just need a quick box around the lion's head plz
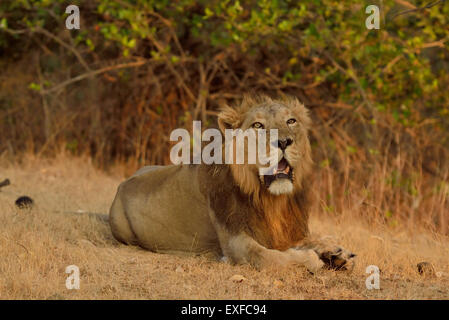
[218,94,313,198]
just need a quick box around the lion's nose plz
[277,138,293,151]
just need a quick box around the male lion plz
[109,95,355,272]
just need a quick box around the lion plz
[109,94,355,272]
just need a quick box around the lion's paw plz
[317,246,356,271]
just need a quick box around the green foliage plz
[1,0,449,154]
[3,0,448,128]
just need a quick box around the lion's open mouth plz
[263,158,293,187]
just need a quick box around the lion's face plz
[218,95,312,197]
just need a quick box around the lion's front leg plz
[221,233,324,273]
[295,236,356,271]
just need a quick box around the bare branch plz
[41,60,148,95]
[3,27,91,71]
[394,0,417,10]
[390,0,446,20]
[34,26,91,72]
[321,51,374,110]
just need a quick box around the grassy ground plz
[0,155,448,299]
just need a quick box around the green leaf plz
[0,18,7,29]
[28,82,41,91]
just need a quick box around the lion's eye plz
[252,122,264,129]
[287,118,297,125]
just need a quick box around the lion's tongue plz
[276,159,288,172]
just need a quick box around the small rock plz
[273,279,284,288]
[417,262,435,276]
[175,266,185,273]
[15,196,34,209]
[229,274,247,283]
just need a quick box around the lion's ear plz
[284,96,311,129]
[218,105,241,133]
[295,102,311,129]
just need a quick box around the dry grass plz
[0,154,448,300]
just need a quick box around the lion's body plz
[110,163,311,255]
[109,164,220,255]
[109,95,355,272]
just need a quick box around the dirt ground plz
[0,155,448,299]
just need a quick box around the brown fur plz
[248,190,311,251]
